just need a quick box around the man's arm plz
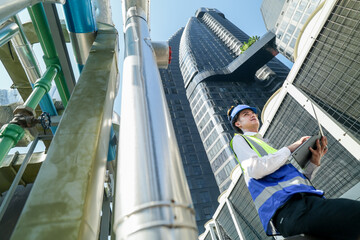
[233,136,291,179]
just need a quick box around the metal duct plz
[114,3,197,239]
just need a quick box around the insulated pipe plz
[0,0,65,24]
[0,21,19,47]
[28,3,70,107]
[114,5,197,239]
[63,0,97,69]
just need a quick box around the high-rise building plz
[160,7,290,237]
[200,1,360,239]
[261,0,322,62]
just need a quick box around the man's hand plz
[287,136,310,153]
[309,136,328,166]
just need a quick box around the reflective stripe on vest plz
[253,175,312,209]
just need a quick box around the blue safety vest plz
[230,134,324,235]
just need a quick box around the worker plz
[227,104,360,240]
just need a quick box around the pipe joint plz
[11,106,39,128]
[34,65,59,92]
[125,6,147,24]
[0,124,25,143]
[43,56,61,71]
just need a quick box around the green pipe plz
[0,124,25,165]
[24,65,58,109]
[27,3,70,107]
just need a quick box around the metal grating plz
[228,176,268,240]
[264,94,360,198]
[217,204,240,240]
[294,0,360,140]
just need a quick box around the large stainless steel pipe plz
[0,0,65,24]
[11,15,41,84]
[114,4,197,240]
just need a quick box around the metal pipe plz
[0,21,19,47]
[0,136,39,221]
[63,0,97,69]
[28,3,71,107]
[11,15,42,84]
[0,124,25,166]
[0,0,65,24]
[114,4,197,239]
[24,65,58,110]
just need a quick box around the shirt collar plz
[243,131,263,139]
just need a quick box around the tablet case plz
[291,132,322,168]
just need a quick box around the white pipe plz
[114,3,197,239]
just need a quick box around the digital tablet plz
[291,132,322,168]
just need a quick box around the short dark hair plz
[227,106,243,134]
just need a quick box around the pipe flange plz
[13,105,35,117]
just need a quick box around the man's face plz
[235,109,259,131]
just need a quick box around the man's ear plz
[235,121,241,128]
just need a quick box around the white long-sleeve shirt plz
[232,131,320,182]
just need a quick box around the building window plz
[199,191,210,203]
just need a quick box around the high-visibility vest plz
[230,134,324,235]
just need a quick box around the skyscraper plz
[160,7,290,235]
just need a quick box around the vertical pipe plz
[62,0,97,70]
[28,3,71,107]
[114,4,197,239]
[225,199,246,240]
